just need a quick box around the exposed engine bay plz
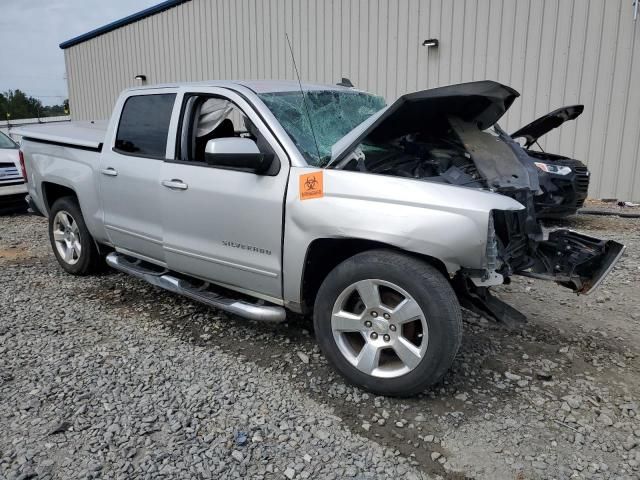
[342,115,538,193]
[343,123,484,188]
[333,81,625,326]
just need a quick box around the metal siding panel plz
[406,0,420,94]
[284,0,292,78]
[396,0,409,96]
[68,49,80,119]
[165,10,173,81]
[316,0,329,83]
[598,1,629,198]
[81,44,95,118]
[583,0,617,196]
[338,0,348,83]
[133,21,143,81]
[534,0,559,147]
[191,0,202,80]
[278,0,287,79]
[225,0,233,78]
[357,0,369,90]
[485,0,502,82]
[157,12,167,80]
[619,17,640,200]
[206,0,215,79]
[519,0,543,129]
[300,0,309,80]
[473,0,490,82]
[350,0,361,88]
[502,0,529,129]
[160,8,171,81]
[438,0,453,86]
[239,0,246,78]
[561,0,589,158]
[91,39,103,117]
[122,23,134,89]
[234,0,241,78]
[204,0,212,78]
[385,1,399,100]
[230,0,237,78]
[375,0,388,95]
[265,0,273,79]
[100,35,111,120]
[188,1,197,80]
[255,0,264,79]
[217,0,227,79]
[77,45,88,119]
[317,0,327,84]
[573,0,605,183]
[103,34,116,118]
[449,0,464,84]
[551,0,576,154]
[427,0,441,89]
[497,0,515,86]
[416,0,429,91]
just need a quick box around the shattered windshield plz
[259,90,386,167]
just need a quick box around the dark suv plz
[511,105,590,219]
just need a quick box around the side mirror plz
[204,138,275,175]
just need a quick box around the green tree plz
[0,90,69,120]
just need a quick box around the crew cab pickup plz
[18,80,624,396]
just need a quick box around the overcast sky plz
[0,0,159,105]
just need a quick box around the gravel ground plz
[1,209,639,479]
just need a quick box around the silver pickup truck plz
[18,80,624,396]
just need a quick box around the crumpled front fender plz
[283,167,525,305]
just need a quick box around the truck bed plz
[15,120,108,150]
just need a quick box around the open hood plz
[329,80,520,166]
[511,105,584,148]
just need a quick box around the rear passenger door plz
[99,90,178,264]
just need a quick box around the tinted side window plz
[115,94,176,157]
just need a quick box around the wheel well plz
[300,238,449,313]
[42,182,77,214]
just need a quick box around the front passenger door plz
[160,89,289,301]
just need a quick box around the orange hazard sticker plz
[299,171,323,200]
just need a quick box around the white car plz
[0,131,27,212]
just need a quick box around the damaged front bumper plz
[455,217,625,328]
[522,229,625,294]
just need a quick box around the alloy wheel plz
[52,210,82,265]
[331,279,429,378]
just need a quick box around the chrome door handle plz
[101,167,118,177]
[161,179,188,190]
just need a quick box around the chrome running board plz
[106,252,286,323]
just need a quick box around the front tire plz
[313,250,462,397]
[48,196,101,275]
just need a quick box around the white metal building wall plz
[63,0,640,200]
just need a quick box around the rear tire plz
[48,196,102,275]
[313,249,462,397]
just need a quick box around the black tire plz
[48,196,102,275]
[313,249,462,397]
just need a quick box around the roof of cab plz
[123,80,360,95]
